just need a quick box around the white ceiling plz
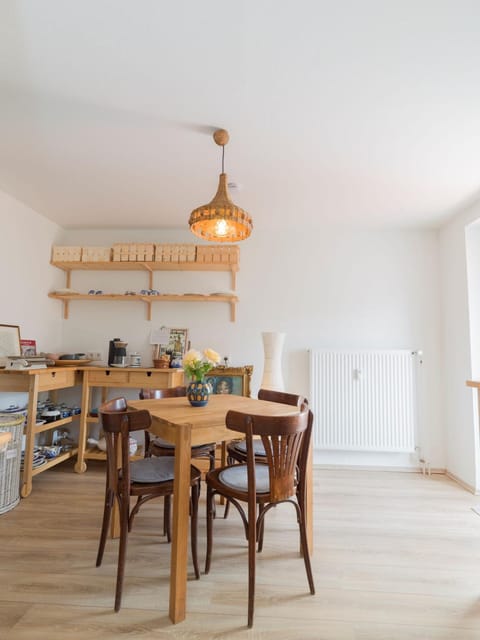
[2,0,480,231]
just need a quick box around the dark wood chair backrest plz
[139,386,187,400]
[257,388,307,409]
[225,406,312,502]
[100,396,128,413]
[99,397,151,491]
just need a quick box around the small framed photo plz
[150,327,189,358]
[167,328,189,355]
[206,365,253,398]
[0,324,21,358]
[20,339,37,357]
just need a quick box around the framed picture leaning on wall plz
[0,324,21,358]
[206,365,253,398]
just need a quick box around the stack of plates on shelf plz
[21,447,47,470]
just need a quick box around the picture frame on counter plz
[20,339,37,357]
[206,365,253,398]
[0,324,21,358]
[151,327,189,359]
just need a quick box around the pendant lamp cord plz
[222,145,225,174]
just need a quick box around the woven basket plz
[0,413,25,515]
[153,357,171,369]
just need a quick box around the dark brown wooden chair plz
[227,389,306,464]
[95,396,201,612]
[205,405,315,627]
[224,389,307,522]
[139,387,217,472]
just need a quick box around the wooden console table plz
[74,366,184,473]
[0,366,184,495]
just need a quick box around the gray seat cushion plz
[233,439,266,456]
[130,456,175,483]
[152,436,214,451]
[218,464,270,493]
[151,436,175,449]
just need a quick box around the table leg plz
[75,372,90,473]
[169,422,192,624]
[305,440,313,553]
[20,376,39,498]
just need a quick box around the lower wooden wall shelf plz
[48,292,238,322]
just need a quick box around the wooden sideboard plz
[75,366,184,472]
[0,366,184,496]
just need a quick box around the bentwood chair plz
[95,397,201,612]
[224,389,307,524]
[140,387,217,472]
[205,405,315,627]
[227,389,306,464]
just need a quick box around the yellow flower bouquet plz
[183,348,221,382]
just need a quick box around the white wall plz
[442,209,480,491]
[466,225,480,379]
[58,225,443,470]
[0,190,64,409]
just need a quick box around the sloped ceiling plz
[1,0,480,231]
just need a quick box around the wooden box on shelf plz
[81,246,112,262]
[51,246,82,262]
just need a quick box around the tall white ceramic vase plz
[260,332,286,391]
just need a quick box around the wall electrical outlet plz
[86,351,102,361]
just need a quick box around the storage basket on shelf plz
[0,413,25,515]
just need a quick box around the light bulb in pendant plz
[214,219,228,237]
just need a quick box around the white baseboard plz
[446,470,479,494]
[314,463,446,474]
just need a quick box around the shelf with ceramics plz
[49,260,239,321]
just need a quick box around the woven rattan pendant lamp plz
[188,129,253,242]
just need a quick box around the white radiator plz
[309,350,417,452]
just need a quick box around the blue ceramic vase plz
[187,380,211,407]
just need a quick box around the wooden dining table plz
[128,393,313,624]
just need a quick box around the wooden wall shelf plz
[51,260,238,288]
[50,260,239,321]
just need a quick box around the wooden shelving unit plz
[50,260,239,321]
[0,367,82,497]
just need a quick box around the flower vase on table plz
[186,379,212,407]
[183,347,221,408]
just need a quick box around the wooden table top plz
[466,380,480,388]
[129,394,300,429]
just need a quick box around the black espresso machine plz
[108,338,128,367]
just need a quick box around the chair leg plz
[205,486,215,574]
[223,498,231,519]
[208,447,216,472]
[298,507,315,595]
[114,497,130,612]
[129,496,143,532]
[96,487,113,567]
[257,503,266,552]
[247,509,256,627]
[164,495,171,543]
[190,481,200,579]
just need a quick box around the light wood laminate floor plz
[2,461,480,639]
